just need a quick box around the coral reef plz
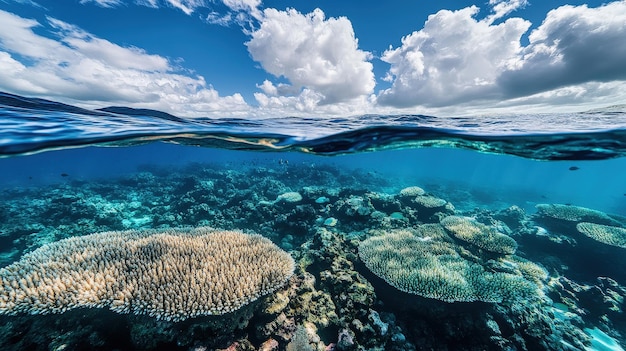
[0,161,624,350]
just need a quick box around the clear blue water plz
[1,91,626,350]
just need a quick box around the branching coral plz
[0,227,294,321]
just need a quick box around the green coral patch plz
[576,222,626,248]
[358,230,537,303]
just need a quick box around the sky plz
[0,0,625,118]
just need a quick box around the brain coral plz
[576,222,626,248]
[0,227,294,321]
[440,216,517,255]
[358,229,536,303]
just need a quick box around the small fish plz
[569,166,580,171]
[60,173,69,177]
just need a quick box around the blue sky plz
[0,0,625,117]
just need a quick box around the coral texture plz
[440,215,517,255]
[398,186,425,197]
[535,204,617,224]
[358,229,536,302]
[576,222,626,248]
[0,227,294,321]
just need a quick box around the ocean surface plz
[1,91,626,351]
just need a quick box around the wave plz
[1,91,626,160]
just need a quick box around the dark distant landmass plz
[98,106,188,123]
[0,91,109,116]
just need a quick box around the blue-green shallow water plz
[1,143,625,215]
[1,92,626,351]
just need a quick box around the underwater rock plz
[398,191,454,223]
[285,325,315,351]
[337,195,374,218]
[494,205,527,230]
[258,338,279,351]
[549,276,626,330]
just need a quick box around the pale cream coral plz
[399,186,425,197]
[276,192,303,203]
[0,227,294,321]
[414,195,447,208]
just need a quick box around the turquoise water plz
[1,92,626,350]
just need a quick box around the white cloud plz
[222,0,261,20]
[378,1,626,111]
[79,0,123,8]
[48,18,170,71]
[498,1,626,98]
[246,8,375,108]
[134,0,158,8]
[5,0,45,8]
[80,0,259,20]
[378,6,531,107]
[0,9,250,117]
[164,0,208,15]
[80,0,209,15]
[253,90,376,117]
[485,0,528,24]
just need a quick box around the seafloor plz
[0,158,625,351]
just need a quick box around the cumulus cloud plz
[253,90,375,117]
[378,6,530,107]
[0,10,250,117]
[498,1,626,98]
[378,1,626,110]
[246,8,375,108]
